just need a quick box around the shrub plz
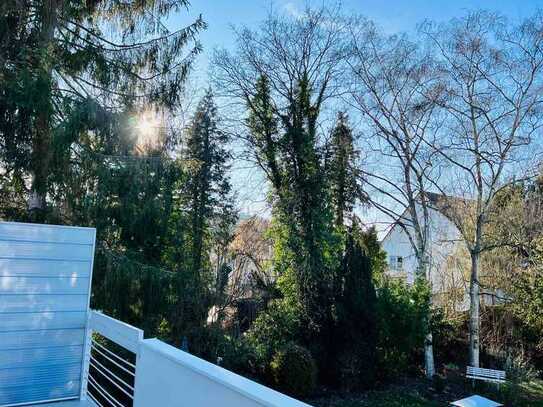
[375,278,428,379]
[432,310,467,368]
[270,342,317,398]
[504,349,539,382]
[218,336,260,380]
[245,299,301,371]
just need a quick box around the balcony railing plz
[0,221,312,407]
[85,311,141,407]
[84,310,312,407]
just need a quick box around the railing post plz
[133,341,142,407]
[80,312,93,401]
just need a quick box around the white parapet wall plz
[133,338,314,407]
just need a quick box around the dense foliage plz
[334,229,377,390]
[375,278,430,379]
[0,0,205,220]
[270,343,317,398]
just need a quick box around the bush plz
[218,336,260,380]
[432,310,467,369]
[504,349,539,382]
[245,299,301,372]
[270,342,317,398]
[333,232,377,390]
[375,278,429,379]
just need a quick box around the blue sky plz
[167,0,543,222]
[172,0,541,74]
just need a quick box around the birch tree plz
[421,11,543,367]
[347,21,440,378]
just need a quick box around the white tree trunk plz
[28,190,44,211]
[424,331,435,378]
[418,255,435,379]
[469,252,480,367]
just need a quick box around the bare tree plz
[420,11,543,367]
[208,216,275,327]
[347,20,440,378]
[229,217,275,297]
[211,4,350,159]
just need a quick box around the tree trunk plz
[29,0,58,218]
[469,251,480,367]
[424,331,435,378]
[418,254,435,379]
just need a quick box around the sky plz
[172,0,542,71]
[166,0,543,226]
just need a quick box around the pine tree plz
[183,89,234,279]
[0,0,205,220]
[359,224,388,284]
[327,112,363,229]
[162,90,237,346]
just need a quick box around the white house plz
[380,192,470,311]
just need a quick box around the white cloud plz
[282,2,304,19]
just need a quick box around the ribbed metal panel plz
[0,295,88,313]
[0,329,85,350]
[0,222,95,406]
[0,380,81,406]
[0,276,90,295]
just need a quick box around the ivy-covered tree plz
[213,6,350,372]
[247,74,340,351]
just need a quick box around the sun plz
[133,110,164,153]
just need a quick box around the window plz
[389,255,404,271]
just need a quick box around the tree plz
[347,21,438,377]
[421,11,543,367]
[335,226,377,390]
[0,0,205,219]
[359,225,388,283]
[326,112,364,229]
[227,217,276,305]
[476,176,543,365]
[212,6,350,365]
[184,90,234,278]
[250,73,340,363]
[163,89,237,343]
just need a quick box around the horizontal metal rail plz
[86,311,139,407]
[92,340,136,369]
[87,391,105,407]
[91,343,135,376]
[90,358,134,397]
[88,375,124,407]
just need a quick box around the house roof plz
[380,191,466,243]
